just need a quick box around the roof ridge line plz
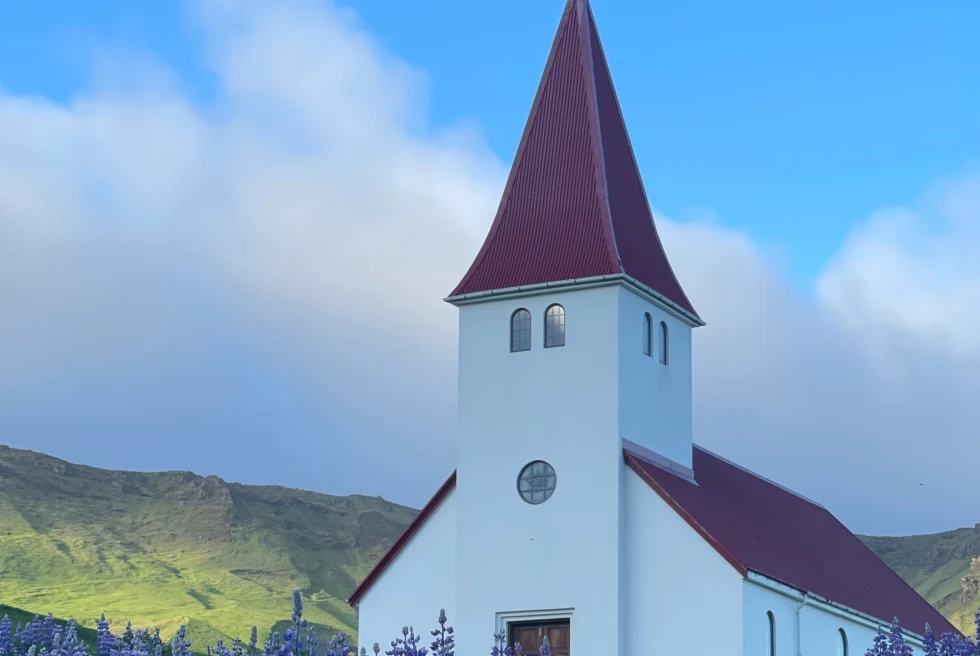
[580,0,624,275]
[583,2,693,313]
[694,444,826,509]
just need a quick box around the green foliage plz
[0,445,416,652]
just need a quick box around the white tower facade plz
[452,282,697,656]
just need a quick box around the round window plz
[517,460,557,505]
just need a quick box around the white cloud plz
[0,0,977,533]
[661,173,980,535]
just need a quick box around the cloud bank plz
[0,0,977,534]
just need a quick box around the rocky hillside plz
[0,445,416,650]
[861,524,980,635]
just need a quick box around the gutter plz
[444,273,705,327]
[746,572,926,649]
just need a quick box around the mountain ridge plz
[0,444,418,650]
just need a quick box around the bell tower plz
[445,1,702,654]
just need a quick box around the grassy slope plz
[861,525,980,636]
[0,445,416,651]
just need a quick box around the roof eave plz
[445,274,705,327]
[745,571,951,644]
[347,471,458,607]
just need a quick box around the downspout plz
[796,593,811,656]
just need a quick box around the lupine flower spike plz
[428,610,454,656]
[0,615,12,656]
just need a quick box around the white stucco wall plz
[624,466,743,655]
[454,285,625,656]
[356,490,457,652]
[742,578,924,656]
[617,286,694,469]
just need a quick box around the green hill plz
[861,525,980,636]
[0,444,416,651]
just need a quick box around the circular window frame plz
[517,460,558,505]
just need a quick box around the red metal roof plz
[349,450,953,637]
[347,471,456,607]
[449,0,697,320]
[625,445,958,636]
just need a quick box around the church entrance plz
[508,620,570,656]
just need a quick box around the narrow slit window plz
[658,321,668,365]
[544,304,565,348]
[643,313,652,356]
[837,629,848,656]
[511,309,531,352]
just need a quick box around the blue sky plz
[2,0,976,283]
[0,0,978,535]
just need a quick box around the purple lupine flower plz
[428,610,454,656]
[17,615,43,656]
[887,618,913,656]
[97,615,113,656]
[924,624,939,656]
[385,628,426,656]
[292,591,307,630]
[305,628,318,656]
[940,632,960,656]
[489,631,512,656]
[248,628,258,656]
[325,631,350,656]
[264,631,281,656]
[170,626,190,656]
[59,621,87,656]
[538,638,553,656]
[40,615,56,652]
[865,624,888,656]
[213,639,234,656]
[1,615,12,656]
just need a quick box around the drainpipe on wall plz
[796,593,811,656]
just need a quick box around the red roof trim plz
[624,449,748,577]
[347,470,457,607]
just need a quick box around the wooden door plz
[508,621,569,656]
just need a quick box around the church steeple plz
[449,0,700,324]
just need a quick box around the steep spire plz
[449,0,699,322]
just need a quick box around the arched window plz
[837,628,848,656]
[544,304,565,348]
[511,309,531,352]
[658,321,668,365]
[765,611,775,656]
[643,313,652,356]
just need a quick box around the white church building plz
[348,0,956,654]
